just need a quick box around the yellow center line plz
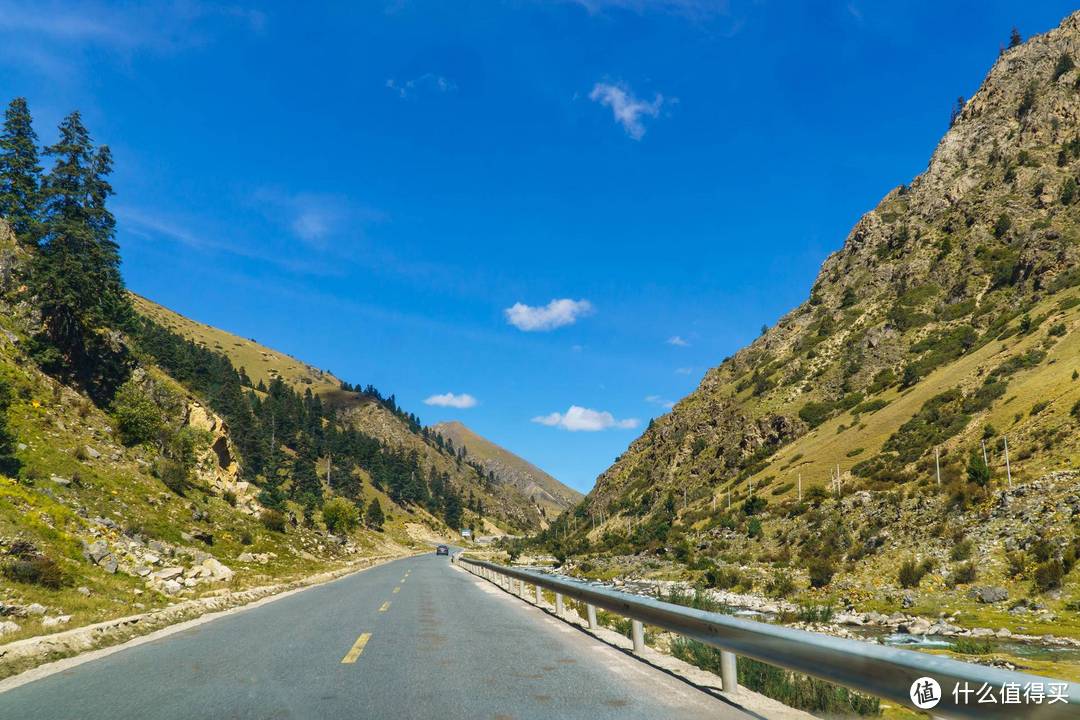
[392,586,401,594]
[340,633,371,664]
[378,601,391,612]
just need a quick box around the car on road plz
[436,544,449,556]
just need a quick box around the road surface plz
[0,552,753,719]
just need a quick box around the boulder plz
[26,603,46,616]
[101,555,118,574]
[133,565,152,577]
[76,586,91,596]
[901,590,917,608]
[41,615,71,628]
[202,558,234,581]
[83,445,101,459]
[0,620,19,636]
[153,567,183,581]
[84,540,109,563]
[161,579,182,595]
[970,586,1008,604]
[49,474,71,486]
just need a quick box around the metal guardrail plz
[457,556,1080,720]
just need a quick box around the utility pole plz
[326,452,331,485]
[798,473,802,502]
[935,447,941,487]
[1004,435,1013,489]
[981,439,989,469]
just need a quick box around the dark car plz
[436,544,449,556]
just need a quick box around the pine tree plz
[365,497,385,530]
[0,98,42,246]
[32,112,102,377]
[1009,27,1022,48]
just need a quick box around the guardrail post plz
[720,651,738,692]
[587,603,598,630]
[534,584,542,605]
[631,620,645,653]
[555,592,564,616]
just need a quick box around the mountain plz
[431,420,582,525]
[132,296,551,534]
[561,13,1080,618]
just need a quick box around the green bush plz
[111,380,164,446]
[766,570,796,598]
[322,497,360,535]
[3,554,65,589]
[807,557,835,588]
[952,638,993,655]
[950,538,974,561]
[898,558,933,588]
[1033,559,1064,592]
[952,561,977,584]
[261,509,287,533]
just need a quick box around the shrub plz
[950,538,974,561]
[807,557,835,588]
[747,517,763,538]
[322,497,360,535]
[766,570,796,598]
[223,490,237,507]
[966,451,990,487]
[111,380,164,446]
[1033,559,1064,592]
[239,530,254,545]
[742,495,766,515]
[3,554,65,589]
[898,558,932,588]
[952,638,993,655]
[952,561,977,584]
[704,566,743,590]
[261,509,287,533]
[798,401,835,428]
[1049,322,1067,337]
[1030,400,1050,416]
[157,460,191,496]
[1054,53,1076,81]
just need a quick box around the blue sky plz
[2,1,1076,493]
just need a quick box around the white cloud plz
[675,367,694,375]
[531,405,638,432]
[251,188,384,248]
[667,335,689,347]
[589,82,664,140]
[645,394,675,409]
[386,73,456,100]
[424,392,478,409]
[504,298,593,332]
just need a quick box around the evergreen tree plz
[291,453,323,509]
[1009,27,1022,48]
[444,490,463,531]
[0,98,42,245]
[365,497,385,530]
[29,111,131,401]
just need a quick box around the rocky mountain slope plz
[133,296,549,533]
[553,11,1080,663]
[431,420,581,524]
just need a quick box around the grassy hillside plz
[131,296,547,533]
[537,11,1080,665]
[431,420,582,525]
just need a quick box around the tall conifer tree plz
[0,98,42,246]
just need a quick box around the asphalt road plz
[0,552,752,720]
